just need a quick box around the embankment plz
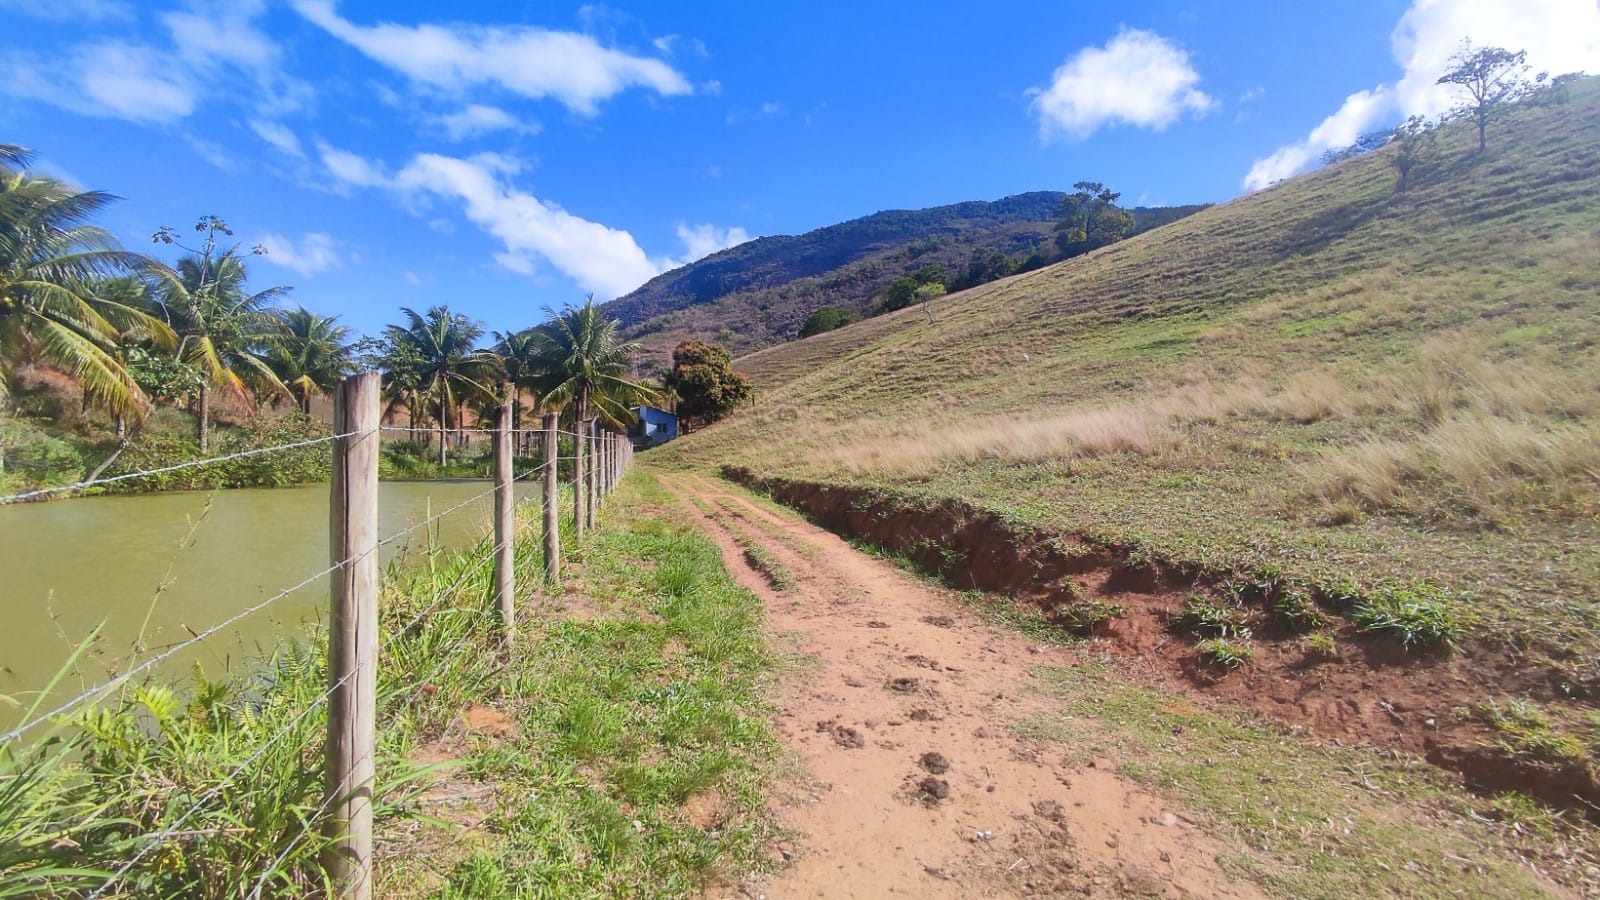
[723,466,1600,815]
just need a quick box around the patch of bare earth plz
[663,472,1261,899]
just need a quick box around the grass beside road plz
[2,474,783,898]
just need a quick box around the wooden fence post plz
[587,421,599,519]
[572,415,586,539]
[542,412,560,585]
[325,372,379,899]
[492,393,515,649]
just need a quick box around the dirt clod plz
[922,615,956,628]
[816,720,866,749]
[887,676,921,693]
[915,776,951,804]
[919,751,950,774]
[866,620,890,629]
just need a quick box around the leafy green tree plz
[1055,181,1135,256]
[664,340,751,428]
[266,307,355,414]
[0,145,171,423]
[149,217,290,452]
[382,306,503,466]
[1392,115,1438,193]
[1437,42,1539,152]
[799,306,861,337]
[875,276,920,313]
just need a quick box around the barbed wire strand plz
[0,432,361,506]
[3,458,551,745]
[87,487,544,896]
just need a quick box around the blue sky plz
[2,0,1597,339]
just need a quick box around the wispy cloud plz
[290,1,692,115]
[0,0,309,124]
[1029,27,1213,140]
[259,232,343,277]
[251,119,306,158]
[0,0,130,22]
[668,222,750,268]
[436,104,539,141]
[1244,0,1600,190]
[317,144,748,297]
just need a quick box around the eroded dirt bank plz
[721,467,1600,815]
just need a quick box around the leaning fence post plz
[542,412,560,585]
[492,392,515,649]
[325,371,379,899]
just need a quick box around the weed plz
[1196,637,1254,668]
[1480,699,1590,762]
[1302,631,1340,659]
[1351,583,1457,649]
[1173,595,1249,637]
[1051,598,1126,635]
[1271,586,1331,632]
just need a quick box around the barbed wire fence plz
[0,372,637,899]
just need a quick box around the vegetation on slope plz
[606,191,1205,368]
[656,80,1600,714]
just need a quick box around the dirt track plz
[662,472,1263,899]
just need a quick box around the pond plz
[0,480,540,718]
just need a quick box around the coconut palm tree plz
[495,328,543,452]
[266,307,355,415]
[382,306,503,466]
[147,233,290,452]
[0,145,172,422]
[527,296,659,531]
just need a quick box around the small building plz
[630,405,678,448]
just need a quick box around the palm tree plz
[147,241,290,452]
[266,307,354,415]
[495,328,542,453]
[0,145,172,422]
[382,306,503,466]
[528,296,659,531]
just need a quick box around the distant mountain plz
[605,192,1206,370]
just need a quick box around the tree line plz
[0,143,747,488]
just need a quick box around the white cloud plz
[291,0,692,115]
[251,119,305,158]
[403,271,423,286]
[436,104,538,141]
[669,222,750,268]
[0,0,129,22]
[393,153,664,296]
[317,141,390,189]
[1244,0,1600,190]
[0,1,307,124]
[314,144,748,297]
[259,232,343,277]
[1029,27,1214,139]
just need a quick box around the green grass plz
[1023,656,1599,897]
[654,79,1600,678]
[1,474,783,898]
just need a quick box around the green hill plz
[605,191,1204,368]
[657,78,1600,820]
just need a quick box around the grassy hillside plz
[606,191,1204,368]
[659,79,1600,674]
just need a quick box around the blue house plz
[630,405,678,448]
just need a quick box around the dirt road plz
[662,472,1262,899]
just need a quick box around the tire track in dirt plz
[663,472,1264,899]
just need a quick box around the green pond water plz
[0,480,539,716]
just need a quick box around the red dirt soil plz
[721,469,1600,816]
[665,472,1265,899]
